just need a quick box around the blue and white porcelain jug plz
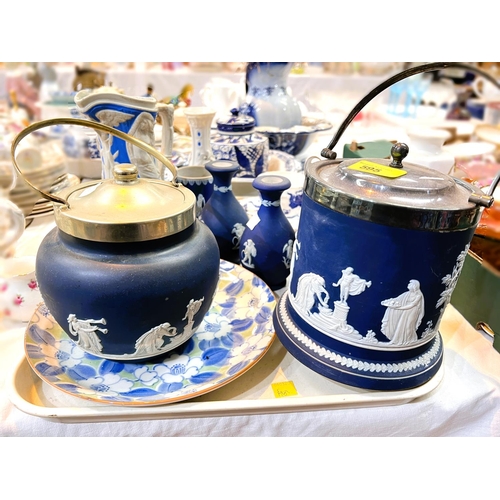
[75,87,175,180]
[244,62,302,129]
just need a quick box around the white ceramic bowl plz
[0,256,42,323]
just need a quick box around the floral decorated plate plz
[24,260,276,407]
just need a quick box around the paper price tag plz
[246,215,260,230]
[348,160,407,179]
[271,381,298,398]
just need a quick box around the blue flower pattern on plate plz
[24,261,276,406]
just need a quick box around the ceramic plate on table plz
[23,260,276,407]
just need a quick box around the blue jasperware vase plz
[239,174,296,290]
[200,160,249,263]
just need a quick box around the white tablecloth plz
[1,217,500,437]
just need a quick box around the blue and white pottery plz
[24,260,276,406]
[244,62,302,130]
[32,159,220,362]
[254,116,333,157]
[201,160,249,264]
[211,110,269,178]
[239,174,296,290]
[183,107,216,166]
[75,88,175,180]
[273,143,493,391]
[176,165,214,217]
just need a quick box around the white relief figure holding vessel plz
[380,279,425,346]
[241,239,257,268]
[67,314,108,354]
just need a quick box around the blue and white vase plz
[183,106,216,166]
[244,62,302,129]
[200,160,249,263]
[211,110,269,178]
[239,174,296,290]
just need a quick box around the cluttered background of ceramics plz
[2,60,500,391]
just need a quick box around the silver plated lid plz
[54,164,196,243]
[304,143,493,231]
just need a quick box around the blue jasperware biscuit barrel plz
[34,162,220,361]
[273,143,493,390]
[11,118,221,362]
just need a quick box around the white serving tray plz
[7,336,444,424]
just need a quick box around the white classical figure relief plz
[133,322,177,356]
[97,133,119,179]
[232,223,245,249]
[96,109,134,128]
[290,266,371,341]
[67,314,108,354]
[282,239,294,269]
[197,194,206,211]
[241,239,257,268]
[332,267,371,303]
[126,112,159,178]
[292,273,330,316]
[132,297,205,357]
[290,239,300,278]
[182,297,205,337]
[380,279,425,346]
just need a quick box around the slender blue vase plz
[200,160,249,263]
[239,174,296,290]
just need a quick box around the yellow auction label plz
[347,160,407,179]
[272,381,299,398]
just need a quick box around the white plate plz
[443,141,496,160]
[21,260,277,407]
[7,334,444,424]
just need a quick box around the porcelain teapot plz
[11,118,220,361]
[273,62,499,392]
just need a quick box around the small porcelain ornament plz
[11,118,221,361]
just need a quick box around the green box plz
[343,140,396,159]
[451,250,500,352]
